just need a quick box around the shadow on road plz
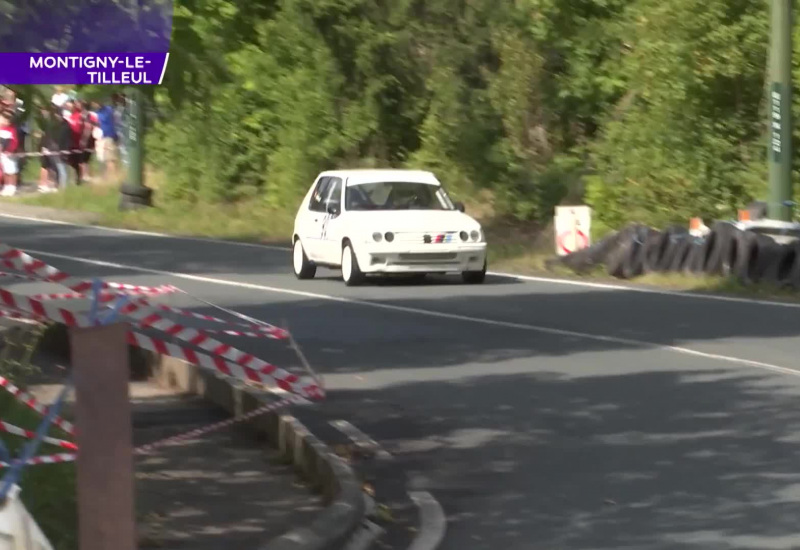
[321,369,800,550]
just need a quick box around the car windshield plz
[345,181,456,211]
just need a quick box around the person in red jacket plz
[0,110,19,196]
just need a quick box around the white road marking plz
[5,211,800,309]
[17,248,800,376]
[408,491,447,550]
[488,270,800,309]
[0,212,290,251]
[18,247,800,381]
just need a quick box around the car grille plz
[394,231,459,244]
[397,253,458,262]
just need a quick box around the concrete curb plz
[38,323,365,550]
[150,354,366,550]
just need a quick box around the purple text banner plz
[0,53,170,85]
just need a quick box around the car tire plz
[342,243,365,286]
[462,261,487,284]
[292,238,316,280]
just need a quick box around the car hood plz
[346,209,481,232]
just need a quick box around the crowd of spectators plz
[0,86,128,197]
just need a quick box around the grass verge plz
[15,183,293,244]
[0,388,76,550]
[13,179,800,303]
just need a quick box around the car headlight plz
[372,232,383,242]
[459,231,469,242]
[384,232,395,242]
[470,230,481,242]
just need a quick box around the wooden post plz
[70,322,136,550]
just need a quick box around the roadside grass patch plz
[15,184,294,245]
[0,389,77,550]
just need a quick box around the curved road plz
[4,214,800,549]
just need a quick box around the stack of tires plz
[553,222,800,288]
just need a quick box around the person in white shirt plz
[51,86,69,109]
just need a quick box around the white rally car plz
[291,169,488,286]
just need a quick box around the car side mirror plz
[327,202,340,216]
[454,201,466,213]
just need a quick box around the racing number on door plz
[320,178,342,243]
[320,214,331,239]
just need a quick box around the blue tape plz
[97,295,130,326]
[0,376,73,500]
[88,278,103,326]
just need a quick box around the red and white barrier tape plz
[0,395,297,467]
[0,452,76,468]
[0,376,75,436]
[8,148,94,159]
[0,308,44,323]
[122,302,316,397]
[0,243,318,400]
[0,421,77,451]
[128,331,323,399]
[154,303,289,339]
[32,285,177,302]
[0,271,39,283]
[0,288,91,328]
[31,290,286,340]
[134,395,297,455]
[0,244,166,294]
[0,244,286,336]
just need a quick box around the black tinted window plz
[308,177,331,212]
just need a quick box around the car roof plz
[318,169,441,187]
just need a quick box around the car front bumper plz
[354,243,487,274]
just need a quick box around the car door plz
[319,177,345,265]
[300,176,331,260]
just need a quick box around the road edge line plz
[3,208,800,310]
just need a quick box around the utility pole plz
[768,0,793,221]
[119,0,153,210]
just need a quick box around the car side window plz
[308,177,331,212]
[324,178,343,211]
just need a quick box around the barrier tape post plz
[71,319,136,550]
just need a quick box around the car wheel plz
[341,243,364,286]
[461,260,487,284]
[293,239,316,280]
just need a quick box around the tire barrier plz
[554,221,800,288]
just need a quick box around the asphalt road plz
[4,215,800,549]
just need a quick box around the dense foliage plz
[36,0,800,229]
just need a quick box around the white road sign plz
[554,206,592,256]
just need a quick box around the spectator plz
[79,101,98,181]
[0,111,19,196]
[54,105,73,189]
[67,102,86,183]
[3,89,27,181]
[113,93,128,168]
[61,99,74,120]
[51,86,69,109]
[36,105,62,193]
[93,99,118,178]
